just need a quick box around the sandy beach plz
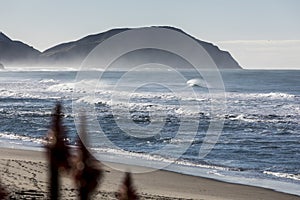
[0,147,299,200]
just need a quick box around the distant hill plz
[0,27,242,69]
[0,32,41,66]
[40,28,130,67]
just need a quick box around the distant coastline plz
[0,27,242,69]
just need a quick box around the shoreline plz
[0,147,299,199]
[2,143,300,196]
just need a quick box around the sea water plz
[0,69,299,195]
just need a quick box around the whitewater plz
[0,69,299,195]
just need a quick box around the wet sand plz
[0,147,299,199]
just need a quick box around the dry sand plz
[0,147,299,200]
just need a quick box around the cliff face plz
[0,27,242,69]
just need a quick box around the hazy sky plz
[1,0,300,69]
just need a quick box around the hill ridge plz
[0,27,242,69]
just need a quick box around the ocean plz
[0,69,299,195]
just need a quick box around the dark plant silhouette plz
[73,115,103,200]
[46,103,71,200]
[0,181,8,200]
[117,172,139,200]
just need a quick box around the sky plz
[0,0,300,69]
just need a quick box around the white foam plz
[264,171,300,181]
[46,79,103,93]
[5,67,78,71]
[39,79,59,84]
[0,132,46,145]
[228,92,296,100]
[0,89,42,99]
[186,78,208,88]
[46,82,75,92]
[91,146,231,171]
